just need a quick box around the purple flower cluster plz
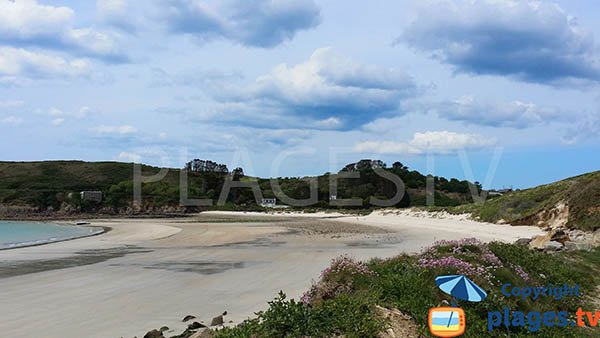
[418,256,487,277]
[322,254,374,277]
[418,237,530,285]
[301,255,374,304]
[511,263,530,281]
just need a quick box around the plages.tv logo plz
[428,275,487,337]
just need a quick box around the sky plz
[0,0,599,189]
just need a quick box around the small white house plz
[260,198,276,208]
[329,194,337,201]
[80,191,103,203]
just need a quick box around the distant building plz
[260,198,276,208]
[80,191,102,203]
[329,194,337,201]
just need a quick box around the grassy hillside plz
[0,161,184,210]
[450,171,600,231]
[0,160,479,213]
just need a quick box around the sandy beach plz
[0,210,543,338]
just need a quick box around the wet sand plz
[0,210,543,338]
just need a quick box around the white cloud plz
[0,100,25,109]
[0,47,91,84]
[46,106,91,118]
[562,112,600,144]
[117,151,141,162]
[0,0,72,38]
[0,0,125,62]
[1,115,24,126]
[93,125,138,135]
[48,107,63,117]
[51,118,65,126]
[355,131,496,155]
[218,47,418,129]
[161,0,321,48]
[437,95,565,128]
[97,0,136,31]
[399,0,600,84]
[65,28,125,61]
[314,117,342,128]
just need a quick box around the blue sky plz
[0,0,599,189]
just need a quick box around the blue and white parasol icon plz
[435,274,487,303]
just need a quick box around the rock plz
[374,305,420,338]
[159,326,169,332]
[515,238,531,246]
[210,315,224,326]
[143,329,164,338]
[188,321,206,330]
[543,241,564,251]
[222,310,228,316]
[550,230,570,243]
[189,329,215,338]
[530,233,552,250]
[530,230,570,250]
[564,241,594,251]
[183,315,196,322]
[593,229,600,246]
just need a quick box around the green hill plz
[452,171,600,231]
[0,160,478,215]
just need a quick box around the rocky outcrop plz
[515,201,570,229]
[188,322,206,330]
[530,228,600,252]
[375,305,420,338]
[143,329,164,338]
[543,241,564,251]
[182,315,196,322]
[209,315,224,326]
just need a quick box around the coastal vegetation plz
[210,240,600,338]
[445,171,600,231]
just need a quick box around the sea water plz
[0,221,100,249]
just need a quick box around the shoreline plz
[0,223,111,251]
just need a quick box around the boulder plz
[530,230,570,250]
[593,229,600,246]
[529,233,552,250]
[514,238,531,246]
[188,321,206,330]
[189,329,215,338]
[550,230,570,243]
[143,329,164,338]
[564,241,594,251]
[210,315,224,326]
[543,241,563,251]
[183,315,196,322]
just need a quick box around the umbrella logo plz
[428,275,487,337]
